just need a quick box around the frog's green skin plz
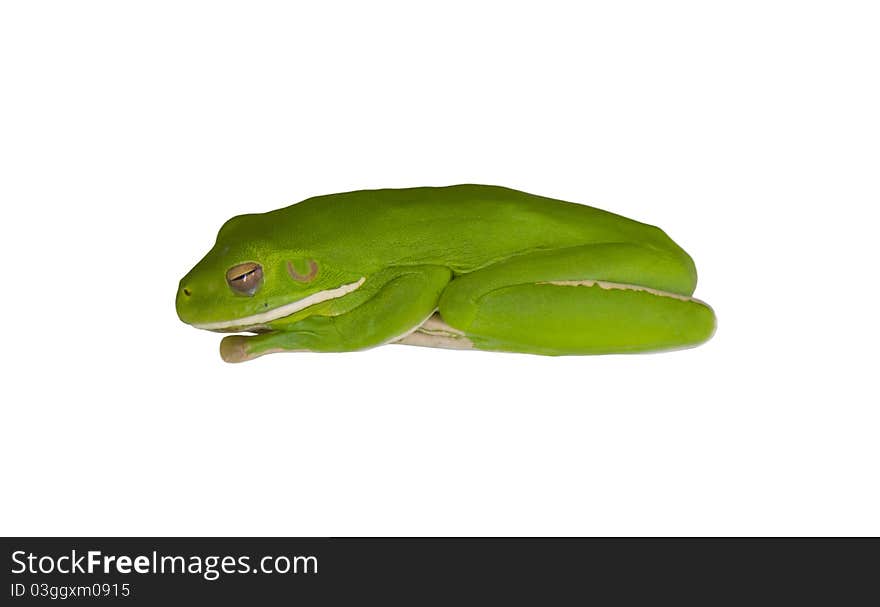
[176,185,715,362]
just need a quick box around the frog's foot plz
[219,334,305,363]
[220,335,258,363]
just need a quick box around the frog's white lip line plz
[192,277,366,331]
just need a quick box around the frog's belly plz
[394,313,474,350]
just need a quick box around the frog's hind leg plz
[433,243,716,355]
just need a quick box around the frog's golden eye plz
[226,262,263,296]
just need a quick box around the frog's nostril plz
[183,287,192,297]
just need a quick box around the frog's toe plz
[219,335,251,363]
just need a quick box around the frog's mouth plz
[191,276,366,332]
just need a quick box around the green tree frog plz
[177,185,715,362]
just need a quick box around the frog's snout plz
[175,283,194,323]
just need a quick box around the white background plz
[1,1,878,536]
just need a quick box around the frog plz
[176,184,715,362]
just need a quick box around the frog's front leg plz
[220,265,452,362]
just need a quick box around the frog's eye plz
[226,262,263,296]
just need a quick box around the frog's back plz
[264,184,689,273]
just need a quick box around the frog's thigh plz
[436,246,715,355]
[221,265,451,362]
